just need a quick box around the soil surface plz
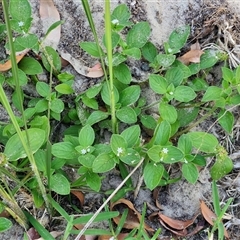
[1,0,240,239]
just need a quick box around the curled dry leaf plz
[152,212,203,237]
[153,187,163,210]
[110,198,153,232]
[0,49,29,72]
[71,190,85,207]
[60,51,104,78]
[39,0,61,49]
[200,200,229,239]
[178,42,204,65]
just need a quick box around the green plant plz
[0,0,238,238]
[209,180,233,240]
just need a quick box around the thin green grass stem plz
[105,0,117,133]
[1,0,50,213]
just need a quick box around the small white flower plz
[112,19,119,25]
[162,148,169,154]
[81,149,87,155]
[117,147,123,157]
[18,21,24,27]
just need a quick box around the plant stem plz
[1,0,50,213]
[174,106,218,137]
[105,0,117,133]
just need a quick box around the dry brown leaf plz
[39,0,61,49]
[159,213,198,230]
[87,63,104,78]
[71,190,85,207]
[0,49,29,72]
[60,51,104,78]
[110,198,154,232]
[200,200,229,239]
[178,42,204,65]
[153,187,163,210]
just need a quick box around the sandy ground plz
[1,0,240,239]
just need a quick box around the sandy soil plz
[1,0,240,239]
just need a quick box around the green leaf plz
[4,128,45,161]
[154,120,171,145]
[9,0,31,23]
[113,63,131,84]
[15,34,38,50]
[111,4,131,25]
[174,86,196,102]
[36,82,50,98]
[52,142,77,159]
[80,42,101,57]
[187,132,218,153]
[165,67,184,86]
[159,102,177,124]
[86,111,109,126]
[144,163,164,190]
[142,42,157,63]
[55,83,74,94]
[79,125,95,147]
[155,54,176,68]
[177,107,199,127]
[147,145,162,162]
[86,84,102,98]
[200,50,219,69]
[189,78,209,91]
[103,32,120,49]
[126,22,151,48]
[18,57,43,75]
[218,110,234,134]
[92,153,116,173]
[51,173,70,195]
[149,74,168,94]
[202,86,222,102]
[222,67,234,83]
[160,146,184,163]
[110,53,127,66]
[86,171,101,192]
[57,72,74,82]
[78,153,95,168]
[41,46,61,73]
[110,134,127,157]
[140,115,157,130]
[0,217,12,232]
[45,20,64,37]
[8,69,27,86]
[166,25,190,54]
[35,99,48,113]
[82,95,98,110]
[50,98,64,113]
[210,156,233,180]
[119,85,140,106]
[101,81,119,105]
[177,134,192,154]
[121,125,140,148]
[122,48,141,59]
[182,163,198,184]
[116,106,137,124]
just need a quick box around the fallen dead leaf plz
[39,0,61,49]
[178,42,204,65]
[60,51,104,78]
[0,49,29,72]
[200,200,229,239]
[71,190,85,207]
[110,198,153,232]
